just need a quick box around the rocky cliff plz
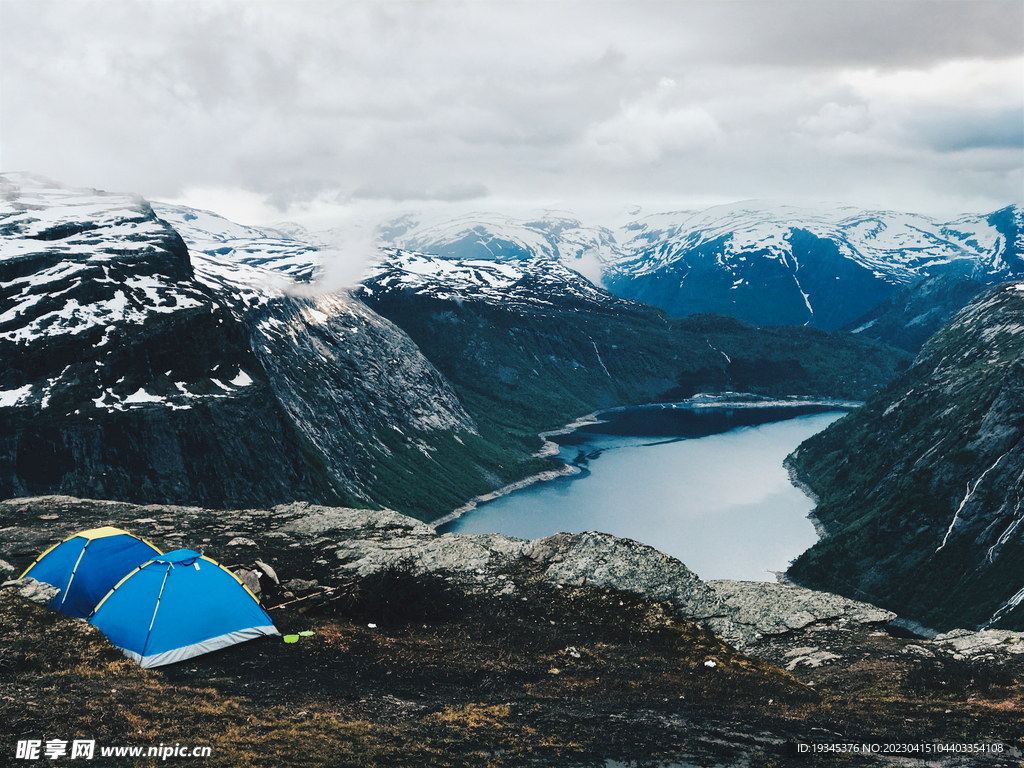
[788,281,1024,631]
[0,175,486,518]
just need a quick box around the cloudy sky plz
[2,0,1021,228]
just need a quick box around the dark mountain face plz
[0,175,486,518]
[841,274,987,353]
[787,282,1024,631]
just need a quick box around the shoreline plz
[429,463,579,529]
[430,394,858,530]
[784,455,830,541]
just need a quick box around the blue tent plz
[19,527,163,619]
[90,549,279,667]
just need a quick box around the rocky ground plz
[2,495,1023,767]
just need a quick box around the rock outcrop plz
[1,577,59,605]
[0,495,895,651]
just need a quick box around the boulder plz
[526,532,722,619]
[2,577,60,606]
[932,628,1024,657]
[704,580,896,648]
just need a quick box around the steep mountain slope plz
[841,274,987,353]
[787,282,1024,631]
[359,250,910,451]
[0,175,490,517]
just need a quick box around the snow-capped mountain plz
[361,248,629,312]
[606,201,1023,330]
[0,173,238,414]
[614,201,1016,282]
[0,174,478,516]
[378,201,1023,331]
[151,202,322,292]
[378,211,619,285]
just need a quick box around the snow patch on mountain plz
[362,249,630,312]
[1,174,206,346]
[612,201,1009,282]
[151,202,324,309]
[377,210,621,286]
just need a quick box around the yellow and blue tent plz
[90,549,279,668]
[19,527,162,619]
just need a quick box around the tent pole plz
[142,564,173,659]
[58,540,91,610]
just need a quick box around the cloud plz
[351,182,490,203]
[687,0,1023,68]
[797,103,872,137]
[583,79,722,165]
[0,0,1020,222]
[913,108,1024,153]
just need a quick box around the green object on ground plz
[283,635,299,643]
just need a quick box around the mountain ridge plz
[1,174,912,520]
[379,201,1023,331]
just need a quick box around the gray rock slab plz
[932,628,1024,656]
[704,580,897,648]
[273,503,433,538]
[2,577,60,605]
[527,532,722,620]
[335,532,528,579]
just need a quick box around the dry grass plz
[3,573,1024,767]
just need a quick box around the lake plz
[438,406,847,581]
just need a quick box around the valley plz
[3,172,1024,764]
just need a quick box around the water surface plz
[439,411,844,581]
